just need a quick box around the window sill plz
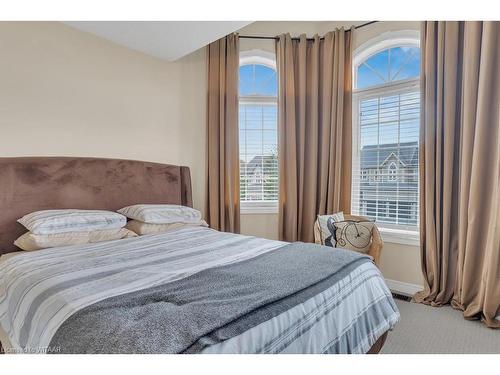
[240,202,278,215]
[378,226,420,247]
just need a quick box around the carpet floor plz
[381,299,500,354]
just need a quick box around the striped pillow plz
[18,209,127,235]
[118,204,202,224]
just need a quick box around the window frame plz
[351,31,420,246]
[353,30,420,89]
[239,50,279,215]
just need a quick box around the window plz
[239,50,278,213]
[351,31,420,243]
[356,46,420,89]
[388,162,397,181]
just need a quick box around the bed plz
[0,157,398,354]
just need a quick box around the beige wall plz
[0,20,422,288]
[237,21,423,288]
[0,21,206,215]
[380,242,422,286]
[240,213,280,241]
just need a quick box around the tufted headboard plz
[0,157,192,255]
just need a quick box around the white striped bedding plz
[0,226,399,353]
[202,261,398,354]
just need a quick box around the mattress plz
[0,226,399,354]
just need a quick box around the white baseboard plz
[384,279,423,296]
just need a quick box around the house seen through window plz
[238,53,278,211]
[351,34,420,232]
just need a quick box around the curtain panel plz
[205,33,240,233]
[415,21,500,328]
[275,28,353,242]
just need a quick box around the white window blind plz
[352,89,420,230]
[239,102,278,202]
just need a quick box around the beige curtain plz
[414,21,500,328]
[276,29,353,242]
[205,34,240,233]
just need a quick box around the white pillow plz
[18,209,127,235]
[14,228,137,251]
[125,219,208,235]
[118,204,202,224]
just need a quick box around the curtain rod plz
[239,21,377,41]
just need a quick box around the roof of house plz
[360,141,418,169]
[241,155,277,175]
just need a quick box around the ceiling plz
[63,21,252,61]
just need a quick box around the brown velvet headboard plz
[0,157,192,255]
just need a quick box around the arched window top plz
[239,49,277,97]
[354,30,420,90]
